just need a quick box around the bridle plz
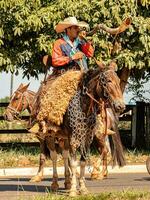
[7,90,35,116]
[82,69,114,105]
[98,69,120,120]
[83,69,120,124]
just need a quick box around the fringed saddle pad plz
[37,70,83,125]
[31,77,56,118]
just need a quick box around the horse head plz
[99,61,125,113]
[83,61,125,114]
[4,83,35,121]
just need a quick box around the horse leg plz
[61,139,71,190]
[91,135,108,180]
[69,154,78,197]
[99,141,108,179]
[79,156,88,195]
[46,137,59,191]
[30,140,46,182]
[62,149,71,190]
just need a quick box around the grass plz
[0,146,149,168]
[17,190,150,200]
[0,146,64,168]
[0,120,149,168]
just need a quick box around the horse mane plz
[28,90,36,95]
[79,68,100,89]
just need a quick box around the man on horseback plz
[30,17,94,133]
[34,17,95,132]
[51,16,94,73]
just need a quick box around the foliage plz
[0,96,9,103]
[127,72,150,103]
[0,0,150,78]
[0,96,9,116]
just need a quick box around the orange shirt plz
[52,38,94,67]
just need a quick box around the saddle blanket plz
[37,70,82,125]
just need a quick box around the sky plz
[0,71,44,98]
[0,71,149,104]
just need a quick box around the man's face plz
[67,25,80,39]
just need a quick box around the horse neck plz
[24,90,36,114]
[80,71,101,115]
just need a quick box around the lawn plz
[0,146,149,168]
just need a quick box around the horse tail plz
[109,122,126,167]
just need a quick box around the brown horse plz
[61,63,125,196]
[4,83,72,190]
[4,83,115,183]
[35,62,125,196]
[4,83,35,121]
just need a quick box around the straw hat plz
[55,17,89,33]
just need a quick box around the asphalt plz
[0,164,147,177]
[0,165,149,200]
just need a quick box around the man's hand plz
[78,31,86,40]
[71,51,84,60]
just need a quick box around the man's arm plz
[79,31,94,58]
[52,39,71,67]
[81,41,94,57]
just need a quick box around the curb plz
[0,165,147,177]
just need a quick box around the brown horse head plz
[85,61,125,114]
[4,83,35,121]
[96,61,125,113]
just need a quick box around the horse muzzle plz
[3,110,14,121]
[113,100,125,113]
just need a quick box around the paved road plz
[0,173,150,200]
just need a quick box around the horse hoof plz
[64,181,71,190]
[69,190,78,197]
[79,188,89,195]
[104,171,108,177]
[91,173,104,180]
[51,182,59,191]
[146,157,150,175]
[29,176,43,182]
[96,174,105,180]
[91,173,99,180]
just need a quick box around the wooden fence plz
[0,102,150,149]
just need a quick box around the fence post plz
[131,105,137,148]
[145,103,150,150]
[135,101,145,149]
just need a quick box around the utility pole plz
[10,73,14,97]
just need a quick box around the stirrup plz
[28,123,39,133]
[106,129,115,135]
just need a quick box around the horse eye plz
[107,80,112,83]
[101,77,105,82]
[14,97,19,100]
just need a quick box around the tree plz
[0,0,149,80]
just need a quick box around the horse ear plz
[94,58,105,71]
[109,60,117,71]
[20,83,30,92]
[18,83,24,90]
